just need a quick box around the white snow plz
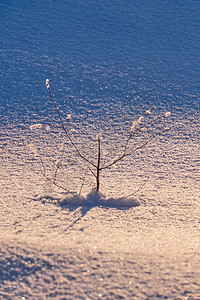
[1,0,200,298]
[0,111,199,299]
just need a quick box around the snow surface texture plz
[1,0,200,299]
[0,113,200,299]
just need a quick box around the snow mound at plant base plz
[60,189,141,208]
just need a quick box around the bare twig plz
[53,143,65,184]
[79,164,88,195]
[47,86,96,168]
[96,136,101,192]
[31,144,76,196]
[43,79,171,195]
[100,127,170,170]
[126,127,171,156]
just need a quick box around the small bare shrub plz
[30,79,171,202]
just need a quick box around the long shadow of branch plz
[33,191,140,233]
[33,194,92,233]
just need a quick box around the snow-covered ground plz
[1,0,200,299]
[0,110,199,299]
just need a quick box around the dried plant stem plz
[47,87,96,169]
[96,136,101,192]
[53,144,65,184]
[36,147,76,196]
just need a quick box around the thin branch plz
[100,127,170,170]
[101,110,152,168]
[100,153,126,170]
[79,165,88,195]
[47,87,96,169]
[48,179,77,196]
[96,136,101,191]
[133,112,168,137]
[35,146,76,196]
[126,127,171,156]
[85,164,96,178]
[53,143,65,184]
[102,141,121,168]
[102,111,170,170]
[123,111,166,154]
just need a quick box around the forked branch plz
[42,79,171,195]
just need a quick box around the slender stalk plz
[96,136,101,192]
[37,147,76,196]
[47,87,96,168]
[53,143,65,184]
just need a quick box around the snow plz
[1,0,200,299]
[1,116,199,298]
